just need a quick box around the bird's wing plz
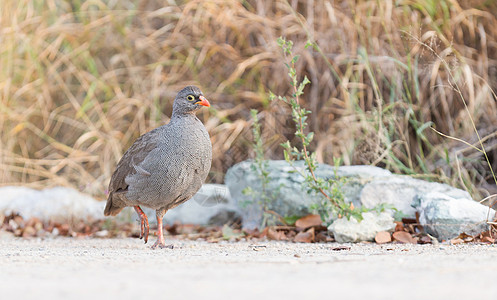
[108,128,160,194]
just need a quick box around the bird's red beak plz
[196,95,210,107]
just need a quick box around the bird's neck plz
[172,101,200,117]
[171,110,198,120]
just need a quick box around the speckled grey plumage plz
[104,86,212,218]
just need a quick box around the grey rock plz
[335,165,393,207]
[225,160,323,229]
[336,165,392,178]
[225,160,322,229]
[414,192,496,241]
[328,212,395,243]
[360,176,472,218]
[226,159,493,241]
[225,160,391,229]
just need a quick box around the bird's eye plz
[187,95,195,101]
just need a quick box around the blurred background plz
[1,0,496,201]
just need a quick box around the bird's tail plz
[104,194,124,216]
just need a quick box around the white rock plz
[328,212,396,243]
[141,184,240,225]
[360,176,471,217]
[0,184,240,225]
[0,186,104,222]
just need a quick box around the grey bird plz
[104,86,212,249]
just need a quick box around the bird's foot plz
[151,236,173,250]
[134,206,149,244]
[139,217,149,244]
[150,209,172,249]
[151,242,174,250]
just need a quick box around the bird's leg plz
[133,206,149,244]
[151,209,172,249]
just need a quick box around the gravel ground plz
[1,235,496,300]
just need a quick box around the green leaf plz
[416,121,434,136]
[242,187,253,195]
[281,141,291,149]
[77,82,97,119]
[297,79,308,95]
[282,215,300,226]
[268,91,276,101]
[283,149,290,161]
[291,55,299,65]
[302,75,310,85]
[306,132,314,143]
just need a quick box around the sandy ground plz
[1,235,496,300]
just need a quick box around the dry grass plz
[1,0,496,200]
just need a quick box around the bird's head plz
[172,85,210,116]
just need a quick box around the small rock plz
[22,226,36,238]
[414,192,495,241]
[51,227,60,236]
[94,230,109,238]
[328,212,395,243]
